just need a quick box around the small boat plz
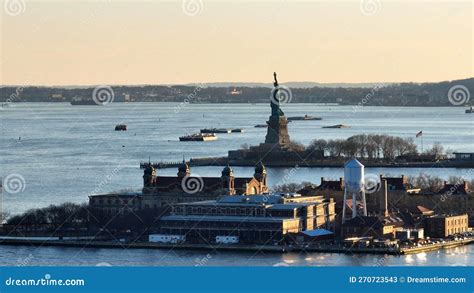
[322,124,350,129]
[230,128,244,133]
[179,133,218,141]
[200,128,231,134]
[465,106,473,113]
[287,115,322,121]
[254,124,268,128]
[115,124,127,131]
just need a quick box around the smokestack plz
[380,179,388,217]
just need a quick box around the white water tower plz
[342,158,367,223]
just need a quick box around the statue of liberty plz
[271,72,285,117]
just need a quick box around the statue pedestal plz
[264,116,291,146]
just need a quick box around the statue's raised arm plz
[273,72,279,87]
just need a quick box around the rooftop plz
[161,214,298,223]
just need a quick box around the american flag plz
[416,131,423,138]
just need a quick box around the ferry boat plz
[115,124,127,131]
[465,106,473,113]
[200,128,244,134]
[179,133,218,141]
[200,128,231,134]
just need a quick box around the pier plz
[141,157,474,169]
[0,236,472,255]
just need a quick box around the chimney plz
[321,177,324,184]
[380,179,389,217]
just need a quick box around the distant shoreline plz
[2,77,472,106]
[1,101,471,107]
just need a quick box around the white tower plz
[342,158,367,223]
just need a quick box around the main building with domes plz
[89,161,269,214]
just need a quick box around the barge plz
[287,115,322,121]
[179,133,218,141]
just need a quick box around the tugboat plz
[465,105,473,113]
[115,124,127,131]
[179,133,218,141]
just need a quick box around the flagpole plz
[421,135,424,162]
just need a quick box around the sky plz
[0,0,472,86]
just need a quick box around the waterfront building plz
[437,180,470,196]
[89,163,269,213]
[424,214,469,238]
[157,193,336,245]
[340,215,405,239]
[380,175,421,194]
[453,152,474,163]
[297,177,344,199]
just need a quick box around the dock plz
[0,237,472,255]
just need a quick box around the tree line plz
[306,134,445,160]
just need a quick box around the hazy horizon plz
[1,0,472,86]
